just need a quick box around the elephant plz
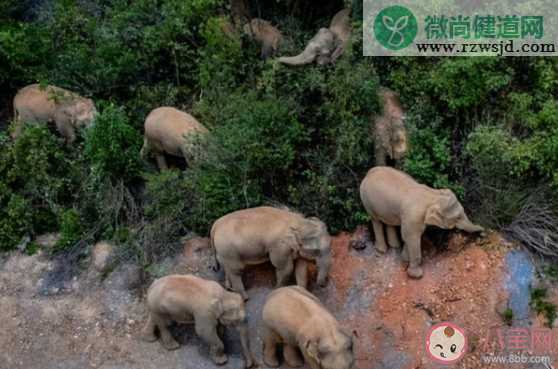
[278,8,351,66]
[210,206,332,300]
[12,83,97,142]
[262,286,355,369]
[359,167,484,279]
[140,106,208,170]
[243,18,283,59]
[373,88,408,166]
[141,274,254,368]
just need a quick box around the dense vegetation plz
[1,0,557,264]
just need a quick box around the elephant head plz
[56,98,97,128]
[304,330,355,369]
[278,28,335,66]
[217,291,254,367]
[217,291,246,325]
[292,216,332,286]
[425,190,484,233]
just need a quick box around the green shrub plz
[0,193,32,250]
[0,127,81,250]
[189,91,305,232]
[54,208,83,252]
[530,288,557,328]
[84,103,143,182]
[403,124,462,194]
[430,58,512,112]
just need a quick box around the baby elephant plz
[262,286,355,369]
[360,167,484,279]
[140,107,208,170]
[141,274,254,368]
[211,206,332,300]
[13,83,97,142]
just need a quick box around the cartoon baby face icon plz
[426,322,467,364]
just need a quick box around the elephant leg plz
[155,153,168,171]
[224,274,232,290]
[140,313,158,342]
[263,327,281,368]
[294,259,308,289]
[270,248,294,287]
[372,219,388,253]
[386,226,401,249]
[401,225,424,279]
[374,144,387,167]
[56,121,76,143]
[284,344,304,368]
[157,316,180,350]
[195,315,227,365]
[401,243,409,263]
[225,266,248,300]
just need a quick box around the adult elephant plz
[12,84,97,142]
[359,167,484,279]
[211,206,332,300]
[140,107,208,170]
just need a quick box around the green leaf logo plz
[374,6,418,50]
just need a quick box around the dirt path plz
[0,230,553,369]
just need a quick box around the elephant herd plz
[9,81,484,369]
[141,175,483,369]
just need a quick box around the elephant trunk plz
[456,215,484,233]
[236,322,254,368]
[278,47,316,65]
[316,252,332,287]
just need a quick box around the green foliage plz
[84,103,142,182]
[530,288,557,328]
[0,127,82,250]
[502,308,514,326]
[430,58,512,111]
[189,91,305,232]
[198,16,245,94]
[1,1,558,261]
[54,208,83,252]
[403,124,461,194]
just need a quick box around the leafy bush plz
[84,103,143,183]
[189,91,305,232]
[54,208,84,252]
[0,127,81,249]
[403,124,461,194]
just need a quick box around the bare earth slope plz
[0,230,552,369]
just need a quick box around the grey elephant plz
[141,274,254,368]
[210,206,332,300]
[262,286,355,369]
[12,83,97,142]
[278,8,351,65]
[244,18,283,59]
[359,167,484,279]
[140,106,208,170]
[373,88,408,166]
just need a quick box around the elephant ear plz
[425,191,459,229]
[293,217,324,254]
[425,203,446,228]
[54,105,75,124]
[283,230,301,255]
[209,298,224,319]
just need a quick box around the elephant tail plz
[11,99,22,139]
[140,137,150,159]
[209,228,220,272]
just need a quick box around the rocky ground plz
[0,228,556,369]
